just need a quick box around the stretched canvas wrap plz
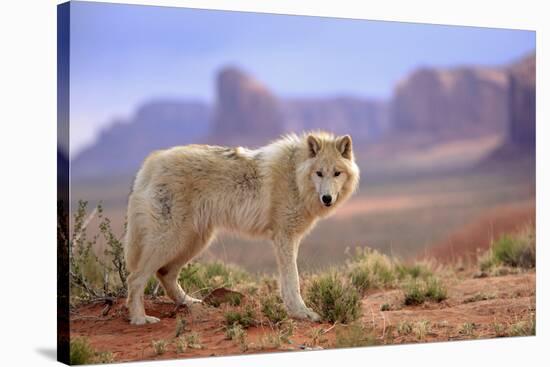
[57,1,536,365]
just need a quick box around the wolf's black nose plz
[322,195,332,205]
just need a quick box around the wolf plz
[124,131,360,325]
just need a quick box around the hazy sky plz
[69,1,535,156]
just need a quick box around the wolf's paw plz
[130,315,161,325]
[289,307,321,322]
[304,309,321,322]
[181,295,203,306]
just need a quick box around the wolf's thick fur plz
[124,132,360,324]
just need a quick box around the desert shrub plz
[346,248,431,294]
[184,332,202,349]
[70,337,114,364]
[175,331,202,353]
[175,315,188,337]
[459,322,476,336]
[94,351,114,364]
[493,228,535,268]
[68,200,129,303]
[397,321,413,335]
[225,323,248,351]
[395,263,432,280]
[348,266,371,295]
[481,225,535,272]
[224,305,257,328]
[259,319,295,349]
[68,201,103,301]
[509,316,536,337]
[151,339,167,355]
[424,277,447,301]
[403,277,447,305]
[403,281,425,305]
[175,337,187,354]
[225,323,245,340]
[334,323,377,348]
[346,248,397,293]
[278,319,296,344]
[70,338,95,365]
[178,261,251,298]
[413,320,430,340]
[307,327,328,347]
[305,272,361,323]
[492,322,507,337]
[260,294,288,325]
[99,216,128,290]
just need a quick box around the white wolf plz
[124,131,360,325]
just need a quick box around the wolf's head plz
[297,132,360,214]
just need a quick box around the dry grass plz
[480,223,535,273]
[151,340,167,355]
[402,277,447,305]
[260,294,288,325]
[224,304,257,329]
[70,337,113,365]
[305,272,361,323]
[334,323,378,348]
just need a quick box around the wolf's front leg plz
[273,237,320,322]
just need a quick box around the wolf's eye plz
[316,171,323,177]
[334,171,341,177]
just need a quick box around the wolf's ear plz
[307,135,321,158]
[336,135,353,159]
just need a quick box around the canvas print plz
[57,1,536,365]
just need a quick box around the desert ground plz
[70,266,535,363]
[66,156,535,364]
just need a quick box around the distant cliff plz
[283,97,388,141]
[72,100,210,178]
[508,53,535,150]
[210,67,284,145]
[71,52,535,179]
[391,66,509,140]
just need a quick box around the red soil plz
[70,272,535,363]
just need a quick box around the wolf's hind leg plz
[156,261,202,305]
[156,230,215,305]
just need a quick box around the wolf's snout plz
[322,195,333,206]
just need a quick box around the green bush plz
[346,248,432,294]
[260,294,288,325]
[178,261,250,298]
[481,225,535,271]
[424,277,447,302]
[224,305,257,328]
[493,231,535,268]
[403,277,447,305]
[334,323,377,348]
[151,339,167,355]
[305,272,361,324]
[348,266,371,295]
[395,263,432,280]
[68,200,129,303]
[70,338,95,365]
[509,316,536,337]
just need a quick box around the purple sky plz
[68,1,535,156]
